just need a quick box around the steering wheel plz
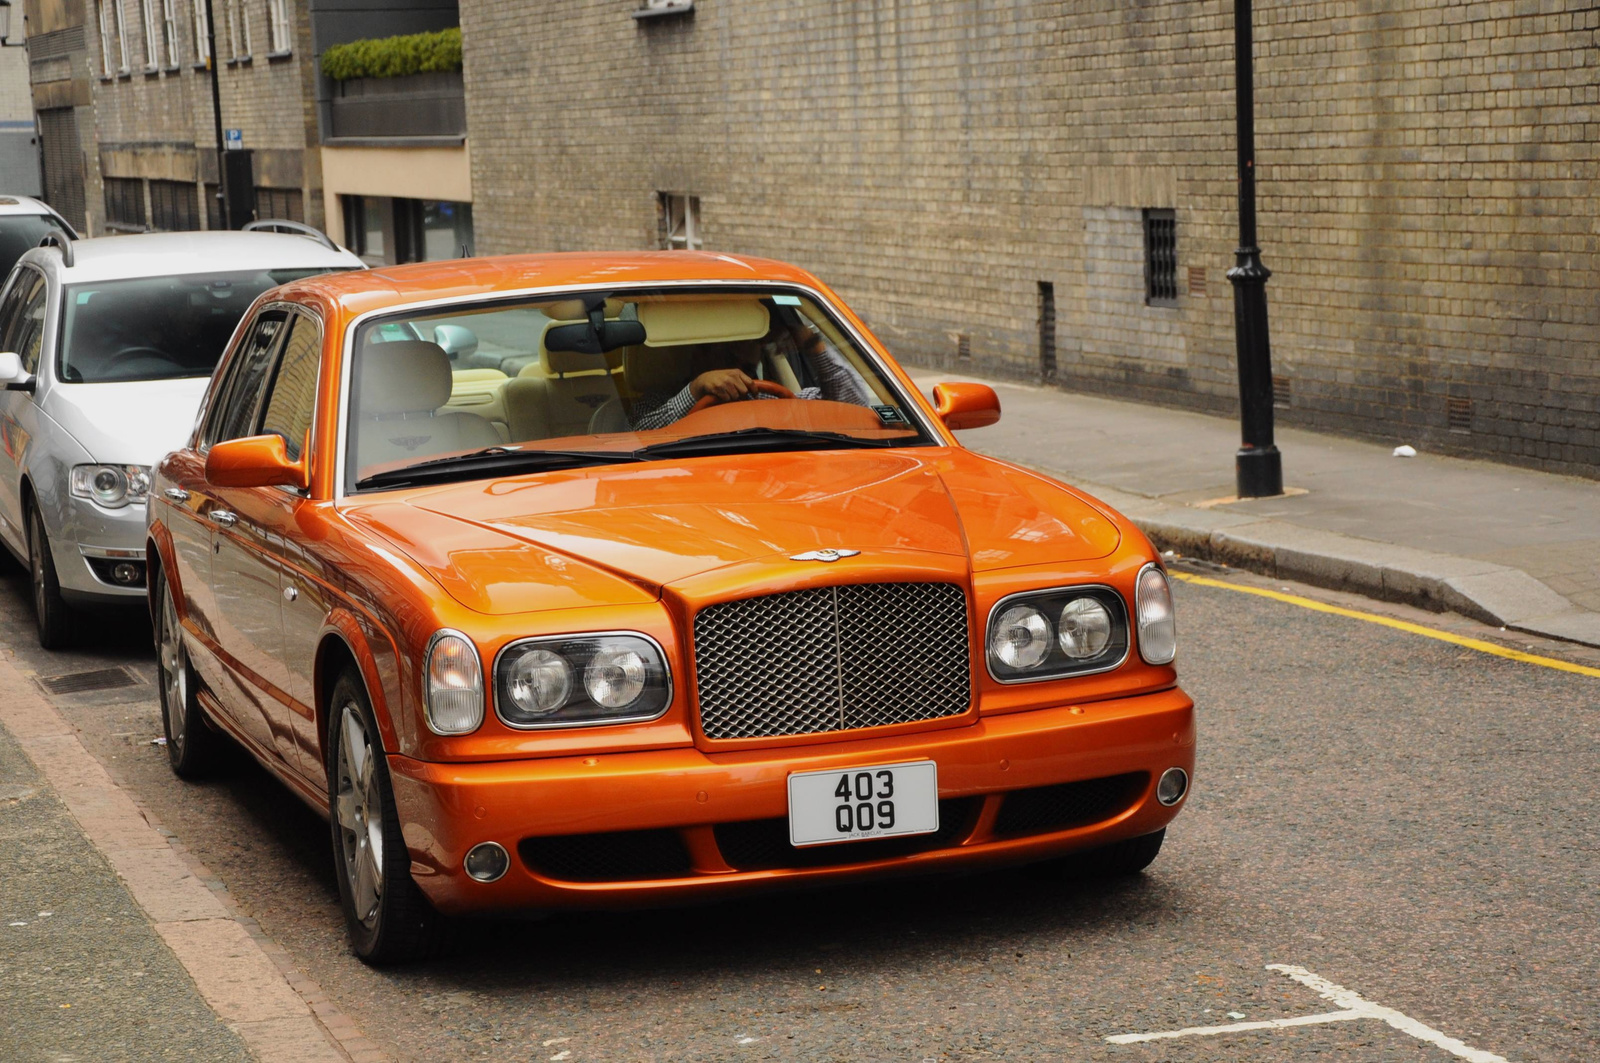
[688,378,796,415]
[103,346,180,372]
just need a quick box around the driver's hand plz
[690,368,754,403]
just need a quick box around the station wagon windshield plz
[347,288,929,491]
[60,269,336,384]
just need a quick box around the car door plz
[0,269,48,560]
[195,308,294,766]
[234,309,329,784]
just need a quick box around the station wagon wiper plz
[634,428,914,460]
[356,447,640,490]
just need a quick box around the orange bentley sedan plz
[146,252,1193,962]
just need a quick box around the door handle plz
[208,510,238,528]
[283,586,298,603]
[164,487,189,502]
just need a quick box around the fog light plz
[1156,767,1188,806]
[463,841,509,883]
[112,562,141,585]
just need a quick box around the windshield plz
[0,214,71,277]
[59,269,343,384]
[346,288,929,491]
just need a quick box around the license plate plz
[787,760,939,848]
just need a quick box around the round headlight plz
[424,632,484,735]
[92,467,127,506]
[506,648,572,718]
[1136,564,1177,665]
[584,645,646,709]
[991,605,1051,669]
[1058,597,1113,659]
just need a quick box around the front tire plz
[328,668,448,964]
[28,507,74,650]
[155,567,223,778]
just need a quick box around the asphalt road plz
[2,557,1596,1062]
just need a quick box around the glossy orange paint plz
[147,251,1194,917]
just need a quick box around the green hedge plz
[321,27,462,81]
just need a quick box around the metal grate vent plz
[1447,397,1473,433]
[37,667,139,696]
[694,582,972,740]
[1143,209,1178,306]
[1272,374,1292,409]
[1187,265,1207,297]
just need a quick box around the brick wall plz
[84,0,323,231]
[460,0,1600,478]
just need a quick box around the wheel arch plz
[315,612,403,769]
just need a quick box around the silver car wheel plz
[335,704,384,928]
[158,589,187,755]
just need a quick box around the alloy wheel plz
[335,704,385,928]
[158,590,187,756]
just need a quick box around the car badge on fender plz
[790,549,860,563]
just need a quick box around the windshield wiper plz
[356,446,640,490]
[633,427,912,460]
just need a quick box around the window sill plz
[98,74,114,82]
[266,48,292,62]
[115,70,133,80]
[162,64,181,74]
[142,65,161,78]
[192,60,210,70]
[227,54,253,66]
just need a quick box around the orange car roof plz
[278,250,826,319]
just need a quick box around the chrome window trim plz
[332,279,942,502]
[490,629,674,732]
[422,627,485,736]
[983,583,1132,685]
[193,299,323,456]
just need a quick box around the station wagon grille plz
[693,582,972,740]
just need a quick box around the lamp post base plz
[1236,444,1283,499]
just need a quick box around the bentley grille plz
[693,582,972,740]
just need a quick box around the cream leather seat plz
[354,340,502,473]
[503,348,620,441]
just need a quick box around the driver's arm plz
[630,369,754,430]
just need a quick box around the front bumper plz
[54,496,149,603]
[389,686,1195,914]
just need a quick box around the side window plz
[257,313,321,462]
[204,310,287,448]
[0,278,26,353]
[12,275,49,375]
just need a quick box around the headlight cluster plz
[495,633,670,729]
[423,631,484,735]
[70,464,151,509]
[986,586,1129,682]
[1135,563,1178,665]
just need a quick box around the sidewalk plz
[909,369,1600,649]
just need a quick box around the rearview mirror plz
[206,434,309,490]
[0,351,35,393]
[933,382,1001,431]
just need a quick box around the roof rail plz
[38,232,73,268]
[242,218,341,253]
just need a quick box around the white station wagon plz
[0,229,361,647]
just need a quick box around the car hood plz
[348,448,1122,616]
[42,377,211,466]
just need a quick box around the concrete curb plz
[1072,480,1600,650]
[0,654,391,1063]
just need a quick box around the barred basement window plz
[1272,374,1291,409]
[1038,281,1057,381]
[658,192,701,250]
[254,186,303,223]
[1447,397,1473,434]
[104,178,147,230]
[1143,209,1178,307]
[150,180,200,231]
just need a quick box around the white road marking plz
[1107,1010,1365,1044]
[1107,965,1513,1063]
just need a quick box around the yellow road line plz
[1172,571,1600,679]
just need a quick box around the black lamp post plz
[1228,0,1283,498]
[202,0,229,226]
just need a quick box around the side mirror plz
[206,434,309,490]
[0,351,35,393]
[433,324,479,361]
[933,382,1001,431]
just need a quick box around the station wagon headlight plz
[1135,564,1178,665]
[423,631,485,735]
[496,633,671,729]
[986,587,1129,682]
[70,464,151,509]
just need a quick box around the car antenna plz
[38,232,73,268]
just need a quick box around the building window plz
[161,0,180,66]
[150,180,201,231]
[192,0,210,62]
[225,0,250,59]
[140,0,159,68]
[98,0,130,75]
[341,195,474,266]
[1142,209,1177,307]
[254,186,304,223]
[658,192,701,250]
[266,0,290,53]
[104,178,147,230]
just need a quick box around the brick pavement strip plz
[0,652,384,1063]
